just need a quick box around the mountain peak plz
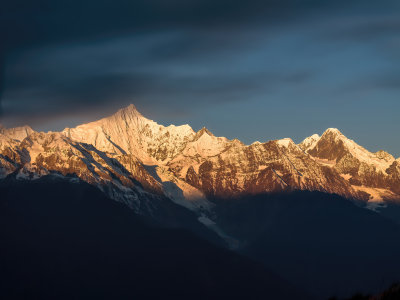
[115,104,142,118]
[299,133,320,151]
[196,127,214,138]
[323,128,344,136]
[277,138,295,148]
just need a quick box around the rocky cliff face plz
[0,105,399,226]
[169,135,360,200]
[301,128,400,202]
[62,104,195,163]
[1,130,169,214]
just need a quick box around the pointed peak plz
[325,128,341,134]
[112,104,143,120]
[300,133,320,144]
[232,138,245,146]
[323,128,344,136]
[119,104,140,114]
[320,128,350,142]
[192,127,217,142]
[126,103,138,110]
[299,133,320,151]
[197,127,214,137]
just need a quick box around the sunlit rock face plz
[0,104,399,217]
[62,104,195,163]
[171,137,358,200]
[301,128,399,201]
[0,129,167,215]
[0,125,35,142]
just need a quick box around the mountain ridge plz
[2,104,400,298]
[1,104,399,223]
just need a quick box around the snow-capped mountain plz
[1,104,399,236]
[62,104,195,163]
[300,128,400,203]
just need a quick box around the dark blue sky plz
[1,0,399,156]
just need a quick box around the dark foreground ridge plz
[213,191,400,299]
[0,176,311,300]
[330,282,400,299]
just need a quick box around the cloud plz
[1,22,319,128]
[2,54,314,128]
[340,72,400,94]
[323,14,400,42]
[1,0,399,128]
[1,0,373,55]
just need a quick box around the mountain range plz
[1,104,400,299]
[1,104,399,218]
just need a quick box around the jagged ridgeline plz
[1,105,399,215]
[1,104,400,299]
